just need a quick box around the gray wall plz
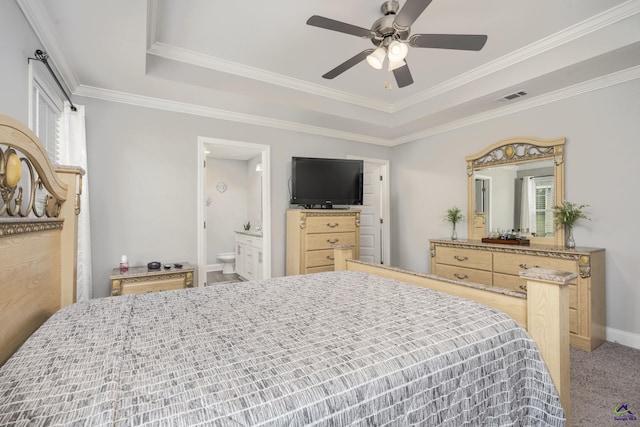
[390,78,640,339]
[0,1,41,123]
[79,97,391,297]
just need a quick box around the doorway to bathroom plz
[196,137,271,287]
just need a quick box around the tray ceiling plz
[20,0,640,145]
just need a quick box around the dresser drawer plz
[493,273,528,293]
[306,232,356,250]
[430,239,605,351]
[493,273,578,309]
[306,249,336,268]
[305,216,357,234]
[306,265,335,274]
[111,265,194,296]
[287,210,360,276]
[434,264,492,285]
[120,276,185,295]
[435,247,492,271]
[493,252,577,276]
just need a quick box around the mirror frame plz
[466,136,566,246]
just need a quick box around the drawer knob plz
[327,239,339,244]
[453,273,469,280]
[326,222,339,228]
[326,255,335,261]
[518,264,541,270]
[454,256,469,262]
[519,284,528,292]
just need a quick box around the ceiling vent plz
[495,90,528,103]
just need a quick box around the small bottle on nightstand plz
[120,255,129,273]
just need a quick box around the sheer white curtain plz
[520,176,537,235]
[58,102,93,301]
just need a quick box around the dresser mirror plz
[466,136,565,246]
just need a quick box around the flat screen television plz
[290,157,363,208]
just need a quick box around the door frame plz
[474,174,492,234]
[197,136,271,286]
[347,155,391,265]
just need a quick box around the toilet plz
[217,252,236,274]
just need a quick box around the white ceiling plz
[19,0,640,146]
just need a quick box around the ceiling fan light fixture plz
[387,40,408,62]
[388,59,406,71]
[366,46,386,70]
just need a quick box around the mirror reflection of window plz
[517,175,554,237]
[534,176,555,237]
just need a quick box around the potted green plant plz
[553,201,590,248]
[444,207,464,240]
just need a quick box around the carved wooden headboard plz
[0,114,83,366]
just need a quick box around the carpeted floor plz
[571,341,640,426]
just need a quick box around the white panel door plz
[356,162,382,264]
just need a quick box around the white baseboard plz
[606,327,640,350]
[207,263,223,272]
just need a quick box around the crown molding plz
[145,0,389,114]
[392,0,640,112]
[147,42,393,114]
[391,65,640,145]
[146,0,159,51]
[73,65,640,147]
[145,0,640,116]
[73,85,394,146]
[17,0,79,91]
[25,0,639,124]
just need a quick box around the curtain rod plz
[28,50,77,112]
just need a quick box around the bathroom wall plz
[206,158,248,266]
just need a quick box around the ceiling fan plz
[307,0,487,88]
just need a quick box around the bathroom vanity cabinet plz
[286,209,360,275]
[235,232,263,281]
[430,239,605,351]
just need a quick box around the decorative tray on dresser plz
[430,239,605,351]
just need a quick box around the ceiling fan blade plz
[394,0,433,30]
[392,62,414,88]
[322,49,374,79]
[307,15,372,38]
[410,34,488,51]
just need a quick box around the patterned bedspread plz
[0,271,565,426]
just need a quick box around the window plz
[29,63,63,162]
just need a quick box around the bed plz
[0,114,570,426]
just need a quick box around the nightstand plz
[110,262,195,296]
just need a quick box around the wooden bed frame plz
[334,247,572,422]
[0,114,83,366]
[0,114,570,422]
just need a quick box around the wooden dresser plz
[430,239,606,351]
[286,209,360,275]
[110,262,195,296]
